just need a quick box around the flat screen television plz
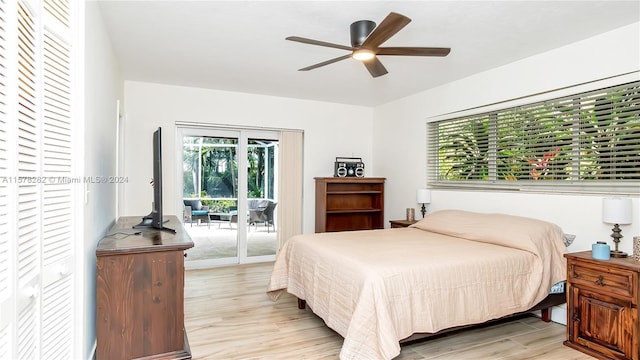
[133,126,175,233]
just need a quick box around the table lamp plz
[602,197,632,258]
[416,189,431,218]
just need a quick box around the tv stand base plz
[133,216,176,233]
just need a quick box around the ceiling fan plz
[286,12,451,78]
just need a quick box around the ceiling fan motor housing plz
[350,20,376,47]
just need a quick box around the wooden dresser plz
[564,251,639,360]
[315,177,385,233]
[96,216,194,360]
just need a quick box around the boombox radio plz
[334,157,365,178]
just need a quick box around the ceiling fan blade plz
[361,12,411,49]
[377,47,451,57]
[286,36,353,51]
[363,57,388,78]
[298,54,352,71]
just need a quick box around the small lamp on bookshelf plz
[416,189,431,218]
[602,197,632,258]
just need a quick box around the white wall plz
[121,82,373,234]
[373,22,640,323]
[83,1,123,358]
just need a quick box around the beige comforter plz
[266,210,567,360]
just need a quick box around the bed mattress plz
[267,210,567,360]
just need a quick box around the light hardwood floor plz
[184,263,593,360]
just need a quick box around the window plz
[428,81,640,194]
[183,136,239,201]
[182,136,278,211]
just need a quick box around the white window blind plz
[428,80,640,194]
[0,0,78,358]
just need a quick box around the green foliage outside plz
[183,136,277,205]
[200,199,237,213]
[436,84,640,182]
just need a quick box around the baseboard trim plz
[530,303,566,325]
[550,304,567,325]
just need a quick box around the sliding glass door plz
[178,127,278,268]
[245,138,278,259]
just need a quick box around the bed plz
[266,210,568,360]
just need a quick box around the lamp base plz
[610,250,628,258]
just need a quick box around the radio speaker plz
[334,157,364,177]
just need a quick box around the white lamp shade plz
[602,198,632,225]
[416,189,431,204]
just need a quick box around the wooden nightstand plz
[564,251,640,360]
[389,220,418,228]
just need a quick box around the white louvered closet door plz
[0,0,78,359]
[0,0,14,357]
[17,2,42,358]
[40,0,75,358]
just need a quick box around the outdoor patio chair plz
[183,199,210,228]
[249,200,277,233]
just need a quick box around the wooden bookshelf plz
[315,177,385,233]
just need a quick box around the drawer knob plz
[594,275,605,286]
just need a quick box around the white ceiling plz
[97,1,640,107]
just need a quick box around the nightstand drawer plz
[569,262,636,302]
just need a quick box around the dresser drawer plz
[569,262,636,302]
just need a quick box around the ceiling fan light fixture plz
[352,49,375,61]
